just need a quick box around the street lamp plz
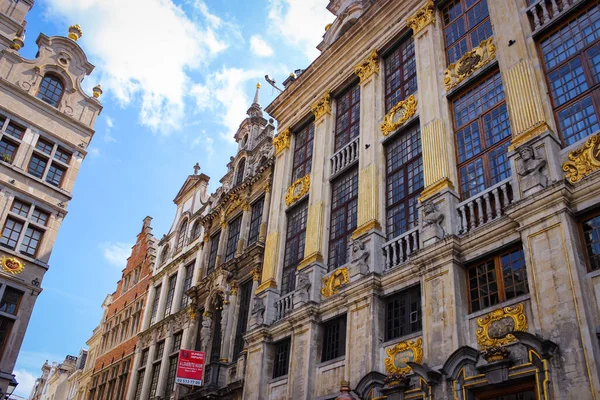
[6,376,17,399]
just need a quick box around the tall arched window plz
[160,244,170,265]
[176,219,188,250]
[37,74,64,107]
[235,158,246,186]
[191,220,202,240]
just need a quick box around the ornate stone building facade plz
[0,0,102,395]
[244,0,600,399]
[29,354,80,400]
[87,217,156,400]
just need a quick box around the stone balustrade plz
[526,0,584,35]
[382,226,420,270]
[274,291,295,321]
[330,136,359,177]
[457,179,513,235]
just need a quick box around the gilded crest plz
[354,49,380,83]
[285,175,310,206]
[380,95,417,136]
[384,338,423,374]
[562,131,600,183]
[273,128,291,156]
[1,256,24,275]
[444,37,496,91]
[406,1,435,35]
[476,303,528,349]
[311,92,332,121]
[321,267,349,298]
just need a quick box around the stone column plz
[155,334,174,397]
[223,290,237,362]
[171,262,186,314]
[125,345,142,400]
[407,2,461,240]
[141,285,157,330]
[485,0,560,199]
[192,247,203,284]
[156,274,169,321]
[350,49,387,275]
[258,185,271,242]
[237,203,252,256]
[139,341,156,400]
[290,317,319,398]
[215,220,228,268]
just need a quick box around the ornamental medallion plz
[384,338,423,374]
[1,256,24,275]
[476,303,528,349]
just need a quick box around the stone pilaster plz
[125,345,142,400]
[139,341,156,400]
[156,274,169,320]
[216,221,228,268]
[222,291,237,362]
[259,185,271,242]
[156,334,174,397]
[237,203,252,255]
[171,262,186,314]
[141,285,157,330]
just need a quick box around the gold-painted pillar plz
[298,92,332,269]
[352,49,383,238]
[409,1,458,201]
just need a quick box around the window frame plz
[334,83,361,152]
[0,198,49,258]
[163,273,177,316]
[384,285,422,341]
[272,337,292,378]
[536,3,600,147]
[36,74,65,107]
[176,219,188,251]
[328,168,359,271]
[248,197,265,245]
[291,121,315,182]
[321,315,347,363]
[233,280,253,359]
[282,201,308,294]
[384,35,417,112]
[27,136,72,188]
[206,231,220,274]
[579,209,600,272]
[225,215,242,262]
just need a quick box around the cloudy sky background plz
[13,0,333,396]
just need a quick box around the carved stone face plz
[519,146,534,161]
[423,202,435,214]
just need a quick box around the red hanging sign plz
[176,350,205,386]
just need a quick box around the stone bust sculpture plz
[422,200,445,245]
[517,144,548,195]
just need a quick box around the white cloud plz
[87,147,100,157]
[250,35,274,57]
[191,130,214,157]
[191,67,265,140]
[100,242,132,268]
[103,116,116,143]
[13,369,37,398]
[44,0,235,133]
[268,0,334,60]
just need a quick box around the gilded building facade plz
[0,0,102,395]
[87,217,156,400]
[243,0,600,399]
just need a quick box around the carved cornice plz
[407,0,435,35]
[384,338,423,374]
[354,49,379,83]
[380,95,417,135]
[476,303,528,349]
[443,37,496,91]
[273,128,291,156]
[321,267,349,298]
[562,132,600,183]
[285,175,311,206]
[311,92,332,121]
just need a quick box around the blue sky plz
[12,0,334,396]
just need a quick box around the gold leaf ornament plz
[285,175,310,206]
[384,338,423,374]
[321,267,349,298]
[380,95,417,136]
[475,303,528,349]
[1,256,24,275]
[562,131,600,183]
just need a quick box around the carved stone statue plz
[349,239,370,275]
[250,295,265,326]
[294,272,312,305]
[517,144,548,196]
[200,315,212,351]
[422,201,445,246]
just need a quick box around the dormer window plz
[37,74,64,107]
[235,158,246,186]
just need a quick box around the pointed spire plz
[253,83,261,105]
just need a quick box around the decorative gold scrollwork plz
[444,37,496,91]
[1,256,24,275]
[273,127,291,156]
[380,95,417,136]
[476,303,528,349]
[354,49,380,83]
[407,0,436,35]
[285,175,310,206]
[311,92,332,121]
[562,131,600,183]
[384,338,423,374]
[321,267,349,298]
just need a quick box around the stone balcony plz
[330,136,359,178]
[526,0,585,35]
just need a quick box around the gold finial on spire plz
[256,83,261,89]
[68,24,83,41]
[92,84,103,99]
[11,36,24,51]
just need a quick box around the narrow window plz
[37,74,64,107]
[46,163,66,187]
[181,262,194,309]
[235,158,246,186]
[28,154,48,179]
[384,36,417,112]
[442,0,493,64]
[0,138,18,164]
[176,219,188,250]
[282,201,308,294]
[0,287,23,315]
[36,138,53,155]
[54,147,71,163]
[334,84,360,151]
[328,168,358,270]
[453,71,511,200]
[582,212,600,271]
[150,285,161,325]
[0,218,24,249]
[385,286,422,341]
[207,232,220,274]
[467,246,528,312]
[225,216,242,261]
[233,280,253,359]
[385,123,423,240]
[4,121,25,140]
[191,220,202,240]
[272,338,291,378]
[160,245,170,265]
[321,315,347,362]
[20,226,42,256]
[164,274,177,316]
[248,197,264,245]
[538,4,600,146]
[292,122,315,181]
